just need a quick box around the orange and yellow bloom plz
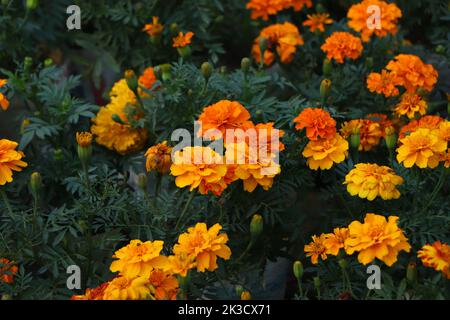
[145,141,173,174]
[366,70,400,97]
[173,32,194,48]
[0,258,18,284]
[143,17,163,37]
[302,133,349,170]
[304,234,328,264]
[323,228,349,256]
[103,275,152,300]
[394,93,428,119]
[0,139,27,185]
[294,108,336,141]
[303,13,333,33]
[321,32,363,64]
[418,241,450,279]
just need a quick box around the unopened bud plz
[320,79,331,100]
[293,261,303,279]
[44,58,53,67]
[338,259,347,270]
[313,276,321,289]
[125,70,138,92]
[219,66,227,74]
[76,132,93,169]
[177,46,191,58]
[365,57,374,69]
[169,23,179,36]
[350,133,360,149]
[435,45,445,54]
[250,214,263,239]
[241,57,251,73]
[235,285,244,297]
[1,294,12,300]
[20,118,30,134]
[406,262,417,284]
[322,59,332,76]
[24,57,33,70]
[159,64,172,81]
[53,149,63,162]
[241,291,251,300]
[137,173,148,191]
[385,130,397,150]
[30,172,42,196]
[201,62,213,80]
[26,0,38,10]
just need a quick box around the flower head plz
[323,228,349,256]
[173,223,231,272]
[302,133,348,170]
[347,0,402,42]
[0,258,18,284]
[344,163,404,201]
[418,241,450,279]
[138,67,157,91]
[71,283,109,300]
[321,32,363,64]
[0,93,9,111]
[398,115,444,139]
[252,22,304,66]
[396,128,447,168]
[303,13,333,32]
[0,139,27,185]
[103,275,151,300]
[76,132,93,148]
[246,0,311,20]
[340,119,383,151]
[366,70,400,97]
[148,269,179,300]
[173,31,194,48]
[304,234,328,264]
[143,17,163,37]
[145,141,173,174]
[344,213,411,266]
[293,108,336,141]
[394,93,428,119]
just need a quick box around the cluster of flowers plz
[72,223,231,300]
[246,0,312,20]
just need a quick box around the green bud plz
[241,57,251,73]
[187,89,193,97]
[320,79,331,100]
[365,57,374,69]
[350,133,360,149]
[137,173,148,191]
[30,172,42,197]
[338,259,347,270]
[153,66,162,79]
[316,3,326,13]
[250,214,263,239]
[201,62,213,80]
[435,45,445,54]
[293,261,303,279]
[26,0,38,10]
[322,59,332,76]
[44,58,53,67]
[313,276,321,289]
[385,132,398,150]
[406,262,417,284]
[24,57,33,70]
[259,37,268,54]
[235,285,244,297]
[219,66,227,74]
[125,70,138,92]
[159,64,172,81]
[77,144,92,170]
[53,149,63,162]
[169,23,179,36]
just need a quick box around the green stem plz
[296,277,303,298]
[0,189,13,219]
[175,191,196,231]
[419,168,446,216]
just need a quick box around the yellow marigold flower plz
[0,93,9,111]
[170,146,228,196]
[396,128,447,168]
[145,141,173,174]
[347,0,402,42]
[173,223,231,272]
[110,240,169,278]
[76,132,93,148]
[0,258,18,284]
[91,79,148,155]
[394,93,428,119]
[172,31,194,48]
[418,241,450,279]
[344,213,411,266]
[252,22,304,66]
[103,275,151,300]
[386,54,438,93]
[149,269,179,300]
[304,234,328,264]
[225,142,281,192]
[142,17,163,37]
[168,254,195,277]
[321,32,363,64]
[366,70,400,97]
[398,115,444,140]
[340,119,383,152]
[344,163,404,201]
[302,13,333,32]
[0,79,7,87]
[323,228,349,256]
[70,282,109,300]
[0,139,28,185]
[302,133,349,170]
[436,120,450,144]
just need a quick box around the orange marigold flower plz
[0,93,9,111]
[170,146,228,196]
[366,70,400,97]
[321,32,363,64]
[344,163,404,201]
[142,16,163,37]
[290,0,313,11]
[145,141,173,174]
[418,241,450,279]
[252,22,304,66]
[396,128,447,168]
[344,213,411,266]
[76,132,93,148]
[341,119,382,151]
[302,133,349,170]
[197,100,253,141]
[0,79,7,87]
[365,113,393,136]
[149,269,179,300]
[246,0,288,20]
[0,258,18,284]
[173,223,231,272]
[172,31,194,48]
[71,282,109,300]
[394,93,428,119]
[438,151,450,168]
[386,54,438,93]
[103,275,151,300]
[398,115,444,139]
[304,234,328,264]
[347,0,402,42]
[110,240,169,278]
[0,139,27,185]
[138,67,157,91]
[303,13,333,32]
[323,228,349,256]
[293,108,336,141]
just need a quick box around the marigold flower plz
[394,93,428,119]
[252,22,304,66]
[168,254,195,277]
[344,163,404,201]
[323,228,349,256]
[142,17,163,37]
[170,146,228,196]
[0,79,7,87]
[438,151,450,168]
[148,269,179,300]
[366,70,400,97]
[340,119,383,151]
[304,234,328,264]
[396,128,447,168]
[0,139,27,185]
[71,282,109,300]
[344,213,411,266]
[138,67,157,91]
[173,223,231,272]
[76,132,93,148]
[436,120,450,144]
[365,113,393,136]
[254,122,285,152]
[110,240,169,278]
[418,241,450,279]
[290,0,312,11]
[103,275,151,300]
[398,115,444,139]
[172,31,194,48]
[197,100,253,141]
[386,54,438,93]
[91,79,148,155]
[303,13,333,32]
[145,141,173,174]
[0,258,18,284]
[293,108,336,141]
[0,93,9,111]
[321,32,363,64]
[302,133,349,170]
[347,0,402,42]
[246,0,312,20]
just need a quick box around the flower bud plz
[365,57,374,69]
[235,285,244,297]
[125,70,138,92]
[137,173,148,191]
[241,291,251,300]
[250,214,263,239]
[20,118,30,135]
[435,45,445,54]
[30,172,42,196]
[350,133,360,149]
[259,37,268,54]
[219,66,227,74]
[313,276,321,289]
[159,64,172,81]
[24,56,33,71]
[338,259,347,270]
[293,261,303,279]
[406,262,417,284]
[241,57,251,73]
[320,79,331,100]
[169,23,179,36]
[76,132,93,169]
[384,129,398,150]
[53,148,63,162]
[44,58,53,67]
[26,0,38,10]
[201,62,213,81]
[322,59,332,77]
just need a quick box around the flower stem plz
[175,191,196,231]
[419,168,446,216]
[0,189,13,219]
